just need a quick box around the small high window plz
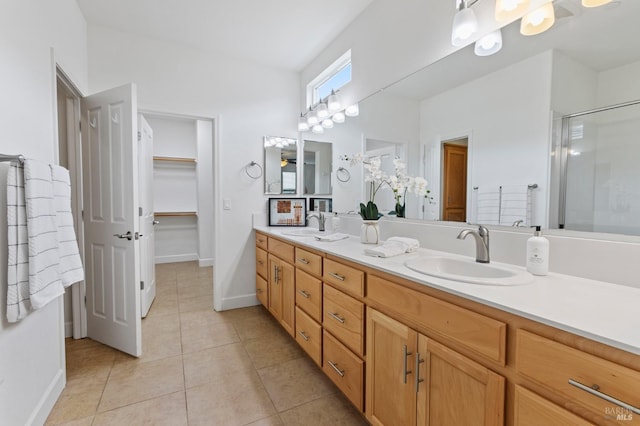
[307,50,351,107]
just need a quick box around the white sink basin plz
[280,228,321,237]
[404,256,533,286]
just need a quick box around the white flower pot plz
[360,220,380,244]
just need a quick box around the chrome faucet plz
[457,225,490,263]
[306,212,326,232]
[512,219,524,227]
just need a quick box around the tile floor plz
[46,261,368,426]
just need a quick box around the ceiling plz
[75,0,373,71]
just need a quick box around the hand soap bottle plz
[331,212,341,233]
[526,226,549,276]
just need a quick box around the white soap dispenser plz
[331,212,341,233]
[526,226,549,276]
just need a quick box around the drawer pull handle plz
[256,288,263,294]
[403,345,413,384]
[274,265,279,283]
[415,352,425,392]
[328,360,345,377]
[296,257,310,264]
[328,272,345,281]
[297,330,310,342]
[297,289,310,299]
[328,311,345,323]
[257,260,264,265]
[569,379,640,415]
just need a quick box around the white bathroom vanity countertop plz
[255,226,640,356]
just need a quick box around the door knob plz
[113,231,133,240]
[152,220,160,225]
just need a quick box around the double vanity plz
[254,224,639,425]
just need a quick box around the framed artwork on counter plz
[268,198,307,226]
[309,197,332,213]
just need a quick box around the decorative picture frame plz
[310,197,332,213]
[268,198,307,227]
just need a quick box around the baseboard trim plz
[198,258,213,267]
[154,254,198,264]
[27,368,65,426]
[220,294,260,311]
[64,321,73,338]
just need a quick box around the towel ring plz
[336,167,351,183]
[245,161,263,179]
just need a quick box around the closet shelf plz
[154,211,198,217]
[153,156,197,164]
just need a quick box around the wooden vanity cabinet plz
[514,385,594,426]
[366,307,505,426]
[265,238,295,337]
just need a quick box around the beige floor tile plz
[146,292,179,318]
[243,328,304,369]
[155,281,177,296]
[181,319,240,354]
[45,383,104,425]
[93,391,187,426]
[47,415,95,426]
[180,308,230,328]
[65,344,116,383]
[98,355,184,412]
[219,305,267,323]
[183,342,254,389]
[257,357,337,412]
[113,313,182,364]
[186,371,276,426]
[179,295,213,313]
[233,312,285,341]
[245,415,285,425]
[178,282,213,299]
[64,337,103,354]
[279,393,368,426]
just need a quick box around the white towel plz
[365,237,420,258]
[24,159,64,310]
[499,185,532,226]
[51,164,84,287]
[314,233,349,242]
[386,237,420,252]
[6,162,31,322]
[473,187,500,225]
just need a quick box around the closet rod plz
[0,154,24,163]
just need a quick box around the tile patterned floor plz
[46,261,368,425]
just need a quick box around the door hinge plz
[140,281,144,290]
[137,131,141,141]
[81,210,84,220]
[139,206,143,217]
[79,121,82,132]
[84,295,86,305]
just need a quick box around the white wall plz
[0,1,88,424]
[87,25,300,310]
[597,59,640,106]
[421,51,553,226]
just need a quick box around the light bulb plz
[451,6,478,46]
[298,113,309,132]
[332,111,345,123]
[345,104,359,117]
[474,29,502,56]
[495,0,530,22]
[520,2,555,36]
[321,118,334,129]
[328,90,341,113]
[316,101,329,119]
[311,124,324,134]
[307,110,319,126]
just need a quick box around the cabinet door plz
[268,255,282,319]
[417,335,505,426]
[366,308,418,426]
[279,260,295,337]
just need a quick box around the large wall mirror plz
[303,140,332,195]
[264,136,298,194]
[326,0,640,237]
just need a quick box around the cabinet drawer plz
[323,330,364,412]
[323,284,364,356]
[323,258,364,297]
[295,269,322,323]
[256,247,268,279]
[517,330,640,422]
[256,232,268,250]
[268,237,294,264]
[367,275,506,365]
[514,385,593,426]
[295,247,322,277]
[256,274,268,308]
[295,306,322,366]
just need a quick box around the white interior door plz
[138,114,156,318]
[81,83,141,357]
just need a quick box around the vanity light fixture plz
[474,29,503,56]
[451,0,478,47]
[321,118,334,129]
[332,111,345,123]
[520,1,555,36]
[345,103,360,117]
[495,0,530,22]
[264,136,296,148]
[316,101,329,119]
[311,124,324,134]
[327,90,341,112]
[582,0,612,7]
[298,113,310,132]
[306,107,319,126]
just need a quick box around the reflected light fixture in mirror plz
[451,0,478,47]
[520,1,555,36]
[298,113,309,132]
[474,29,503,56]
[495,0,530,22]
[582,0,612,7]
[299,90,357,133]
[345,103,359,117]
[264,136,296,148]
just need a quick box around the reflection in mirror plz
[364,139,407,215]
[303,140,332,195]
[328,0,640,236]
[264,136,297,194]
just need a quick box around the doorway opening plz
[440,138,468,222]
